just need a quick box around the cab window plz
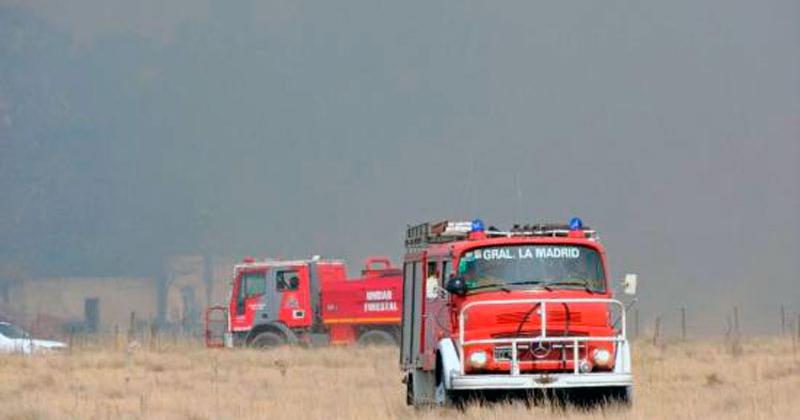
[0,323,27,339]
[426,261,438,279]
[276,271,300,291]
[425,261,441,299]
[243,272,267,297]
[441,260,452,282]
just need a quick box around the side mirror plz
[445,276,467,296]
[622,273,638,295]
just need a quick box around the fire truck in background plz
[205,256,403,348]
[400,218,638,406]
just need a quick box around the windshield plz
[457,245,605,293]
[0,323,28,339]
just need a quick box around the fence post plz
[780,305,786,336]
[796,314,800,341]
[634,308,640,340]
[733,306,740,338]
[128,311,136,343]
[114,324,120,350]
[681,306,687,341]
[149,319,159,352]
[793,314,798,356]
[653,316,661,346]
[725,315,732,339]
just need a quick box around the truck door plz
[274,265,312,328]
[229,269,268,332]
[423,260,451,369]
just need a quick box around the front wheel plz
[249,331,285,348]
[434,373,464,407]
[434,354,463,407]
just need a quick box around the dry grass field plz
[1,336,799,420]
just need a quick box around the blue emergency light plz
[569,217,583,231]
[471,218,485,233]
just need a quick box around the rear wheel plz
[250,331,285,348]
[358,330,396,346]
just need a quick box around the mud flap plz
[408,370,437,406]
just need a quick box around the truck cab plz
[227,257,333,347]
[400,219,637,406]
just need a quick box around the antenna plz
[514,171,523,222]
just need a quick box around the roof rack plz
[405,221,471,248]
[489,223,597,240]
[405,220,598,249]
[235,257,345,271]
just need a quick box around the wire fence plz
[629,304,800,346]
[13,303,800,352]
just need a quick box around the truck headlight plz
[592,348,612,367]
[468,350,488,368]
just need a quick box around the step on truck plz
[400,218,638,406]
[205,256,403,348]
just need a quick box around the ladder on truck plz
[204,306,228,348]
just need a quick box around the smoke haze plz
[1,0,798,332]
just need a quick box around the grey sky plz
[1,1,798,333]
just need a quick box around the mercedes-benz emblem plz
[531,342,551,359]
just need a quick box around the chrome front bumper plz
[450,372,633,390]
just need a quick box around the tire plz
[405,373,414,406]
[249,331,285,348]
[434,371,463,407]
[357,330,396,347]
[434,354,462,407]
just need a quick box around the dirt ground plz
[1,336,799,419]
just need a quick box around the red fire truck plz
[400,218,638,406]
[205,256,403,348]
